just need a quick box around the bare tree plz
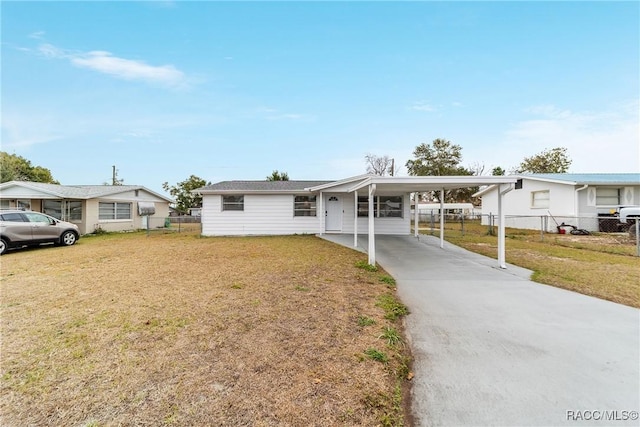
[365,154,397,176]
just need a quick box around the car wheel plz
[0,238,7,255]
[60,231,77,246]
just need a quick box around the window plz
[17,199,31,210]
[294,196,317,216]
[68,201,82,221]
[99,202,132,220]
[515,179,523,190]
[43,200,62,219]
[1,200,10,209]
[596,188,620,206]
[222,195,244,211]
[358,196,403,218]
[43,200,82,221]
[531,191,550,209]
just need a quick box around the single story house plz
[0,181,173,234]
[195,174,518,267]
[475,173,640,232]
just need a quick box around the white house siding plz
[481,180,640,232]
[481,180,578,231]
[201,194,321,236]
[328,193,411,235]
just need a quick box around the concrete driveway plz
[321,234,640,427]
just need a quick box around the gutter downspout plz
[575,185,588,229]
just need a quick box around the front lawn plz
[1,232,411,426]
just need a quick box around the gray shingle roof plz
[0,181,173,202]
[197,180,334,193]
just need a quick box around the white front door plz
[325,196,343,232]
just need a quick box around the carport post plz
[414,193,419,237]
[440,188,445,249]
[368,184,376,265]
[319,191,324,235]
[354,191,358,248]
[498,184,513,269]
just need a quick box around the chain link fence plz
[415,212,639,256]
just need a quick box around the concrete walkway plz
[320,234,640,427]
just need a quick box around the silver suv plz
[0,210,80,255]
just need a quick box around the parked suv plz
[0,210,80,255]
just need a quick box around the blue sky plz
[2,1,638,195]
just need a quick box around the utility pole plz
[390,158,395,176]
[112,165,117,185]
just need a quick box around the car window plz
[23,212,54,224]
[0,213,26,222]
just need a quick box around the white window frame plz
[531,190,550,209]
[99,202,132,221]
[293,195,317,217]
[222,195,244,211]
[595,188,620,206]
[357,195,403,218]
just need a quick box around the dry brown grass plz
[423,221,640,308]
[1,232,411,426]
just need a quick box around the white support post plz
[498,184,513,269]
[319,191,324,235]
[354,190,358,248]
[368,184,376,266]
[414,193,419,237]
[440,188,445,249]
[498,186,505,268]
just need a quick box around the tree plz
[517,147,572,174]
[0,152,58,184]
[405,139,476,202]
[365,154,397,176]
[491,166,505,176]
[405,138,464,177]
[266,170,289,181]
[162,175,210,214]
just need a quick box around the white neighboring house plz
[475,173,640,232]
[0,181,173,234]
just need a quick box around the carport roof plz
[307,175,519,193]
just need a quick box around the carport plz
[341,175,518,268]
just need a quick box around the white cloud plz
[410,101,437,112]
[29,31,46,40]
[501,101,639,173]
[36,42,189,89]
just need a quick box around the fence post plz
[461,213,465,236]
[430,212,435,236]
[540,216,544,242]
[636,218,640,256]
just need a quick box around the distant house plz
[475,173,640,232]
[0,181,173,234]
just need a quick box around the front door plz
[325,196,342,232]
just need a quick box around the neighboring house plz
[0,181,173,234]
[475,173,640,232]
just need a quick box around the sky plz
[2,1,639,196]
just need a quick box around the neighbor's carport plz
[334,175,519,268]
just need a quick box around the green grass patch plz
[379,326,403,347]
[379,275,396,287]
[357,315,376,327]
[355,260,379,272]
[364,348,388,363]
[376,294,409,321]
